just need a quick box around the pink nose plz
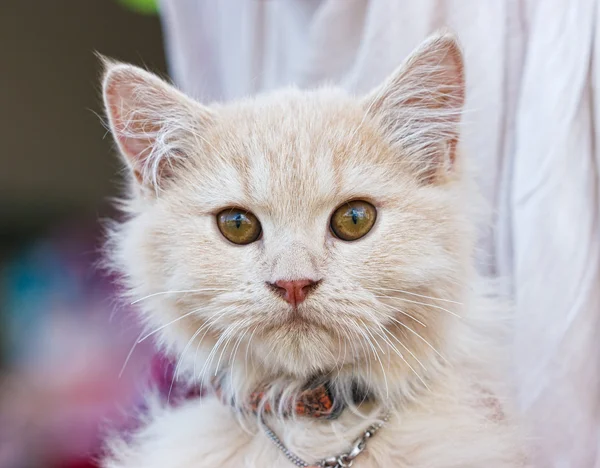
[271,279,318,306]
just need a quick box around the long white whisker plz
[198,333,227,387]
[216,319,251,375]
[229,324,252,392]
[230,325,250,367]
[380,324,426,371]
[169,324,206,402]
[362,321,387,356]
[356,322,388,398]
[388,316,448,364]
[353,328,371,380]
[370,286,463,305]
[357,303,430,392]
[192,309,235,381]
[244,326,258,381]
[214,326,238,376]
[378,327,430,391]
[119,330,145,378]
[374,295,461,318]
[376,301,427,327]
[138,308,202,343]
[333,328,348,381]
[131,288,228,304]
[199,323,238,385]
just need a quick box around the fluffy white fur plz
[100,33,529,467]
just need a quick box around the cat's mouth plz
[284,309,320,328]
[262,307,330,333]
[279,309,322,328]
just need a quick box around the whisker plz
[214,327,238,376]
[353,329,372,390]
[199,321,241,385]
[378,326,426,389]
[374,295,461,318]
[244,326,258,381]
[138,308,203,343]
[230,324,250,367]
[356,321,389,398]
[131,288,228,304]
[229,324,252,392]
[333,328,348,380]
[192,309,236,382]
[379,326,429,380]
[376,301,427,327]
[388,316,448,364]
[192,314,226,380]
[168,324,206,402]
[361,320,387,356]
[216,319,251,375]
[356,307,430,391]
[198,329,230,386]
[370,286,463,305]
[118,330,145,378]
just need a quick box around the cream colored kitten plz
[101,33,528,467]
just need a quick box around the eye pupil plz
[351,209,359,224]
[234,213,242,229]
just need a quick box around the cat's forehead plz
[196,90,396,214]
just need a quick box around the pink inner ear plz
[362,35,465,184]
[105,79,156,170]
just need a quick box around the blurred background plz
[2,1,599,467]
[1,1,164,467]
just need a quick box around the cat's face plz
[103,34,470,395]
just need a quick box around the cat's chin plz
[251,322,344,377]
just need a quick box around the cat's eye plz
[217,208,262,245]
[330,200,377,241]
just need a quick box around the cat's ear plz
[101,59,214,192]
[363,32,465,183]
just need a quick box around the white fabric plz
[159,1,600,466]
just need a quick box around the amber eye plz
[217,208,262,245]
[330,200,377,241]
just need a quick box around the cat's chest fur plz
[103,377,526,468]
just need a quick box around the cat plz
[100,33,529,467]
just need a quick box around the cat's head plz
[103,33,471,401]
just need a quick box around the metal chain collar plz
[261,411,390,468]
